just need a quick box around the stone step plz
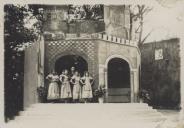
[6,103,166,128]
[24,106,154,111]
[30,103,149,107]
[14,115,165,123]
[6,121,160,128]
[19,109,159,116]
[26,103,151,110]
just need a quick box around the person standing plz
[69,66,75,77]
[69,66,76,96]
[60,69,72,103]
[80,71,94,103]
[46,71,60,101]
[70,71,82,103]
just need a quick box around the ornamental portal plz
[23,5,140,106]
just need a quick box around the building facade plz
[22,5,141,107]
[2,4,184,125]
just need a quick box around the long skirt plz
[73,84,81,100]
[47,82,59,100]
[82,86,93,99]
[60,82,72,99]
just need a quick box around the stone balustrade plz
[45,32,138,48]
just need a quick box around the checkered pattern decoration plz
[47,40,95,60]
[45,39,96,74]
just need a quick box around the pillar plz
[99,64,108,102]
[0,2,4,123]
[130,69,139,103]
[133,70,139,102]
[130,71,134,102]
[99,64,105,87]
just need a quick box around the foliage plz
[67,5,103,23]
[4,4,41,120]
[93,85,106,97]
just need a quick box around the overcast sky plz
[143,0,184,42]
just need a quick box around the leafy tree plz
[67,5,103,22]
[4,4,39,120]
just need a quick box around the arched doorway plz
[107,58,130,103]
[55,55,88,76]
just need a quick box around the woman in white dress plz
[80,71,94,103]
[60,69,72,103]
[46,72,60,101]
[70,71,81,103]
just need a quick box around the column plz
[130,69,139,103]
[133,70,139,102]
[99,64,105,86]
[104,67,108,102]
[0,2,4,123]
[130,71,134,102]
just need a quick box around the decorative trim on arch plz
[49,50,93,72]
[105,54,133,70]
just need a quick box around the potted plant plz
[94,85,106,103]
[139,89,151,103]
[37,86,47,103]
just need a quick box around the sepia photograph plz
[1,1,184,128]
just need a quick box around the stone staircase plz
[6,103,166,128]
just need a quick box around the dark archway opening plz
[108,58,130,88]
[55,55,88,76]
[107,58,130,102]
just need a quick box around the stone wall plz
[96,39,140,102]
[42,5,105,35]
[24,42,39,108]
[97,40,140,68]
[104,5,130,39]
[141,38,180,108]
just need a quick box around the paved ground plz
[4,104,184,128]
[5,103,165,128]
[158,109,184,128]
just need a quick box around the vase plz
[98,97,104,103]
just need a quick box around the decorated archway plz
[102,54,139,103]
[107,57,130,102]
[55,55,88,76]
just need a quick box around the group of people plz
[46,67,94,103]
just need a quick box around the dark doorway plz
[55,55,88,76]
[107,58,130,102]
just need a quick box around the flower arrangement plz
[94,85,106,97]
[37,86,47,102]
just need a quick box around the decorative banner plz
[155,49,163,60]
